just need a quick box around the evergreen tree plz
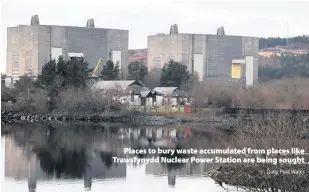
[35,56,90,111]
[36,56,89,89]
[36,59,57,89]
[100,60,120,80]
[127,61,148,81]
[160,60,190,87]
[66,57,89,87]
[259,35,309,49]
[259,54,309,81]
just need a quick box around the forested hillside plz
[259,54,309,81]
[259,35,309,49]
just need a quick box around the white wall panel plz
[194,54,204,81]
[245,56,254,86]
[51,48,63,60]
[112,50,122,68]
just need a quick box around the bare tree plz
[55,86,127,114]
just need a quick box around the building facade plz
[147,25,259,83]
[6,15,129,81]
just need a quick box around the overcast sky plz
[1,0,309,73]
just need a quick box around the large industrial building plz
[147,25,259,86]
[6,15,129,83]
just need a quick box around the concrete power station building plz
[147,24,259,86]
[6,15,129,83]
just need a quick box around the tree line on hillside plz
[259,35,309,49]
[259,53,309,81]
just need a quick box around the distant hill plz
[128,49,147,65]
[259,36,309,60]
[254,35,309,67]
[127,36,309,67]
[259,35,309,49]
[258,43,309,59]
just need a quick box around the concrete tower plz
[167,169,176,187]
[216,27,225,35]
[84,163,92,191]
[86,19,95,28]
[7,16,129,82]
[30,15,40,26]
[84,174,92,191]
[28,154,37,192]
[169,24,179,34]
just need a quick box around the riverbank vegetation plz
[190,77,309,111]
[3,77,309,115]
[211,113,309,191]
[2,55,309,115]
[1,57,126,114]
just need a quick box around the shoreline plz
[1,110,236,127]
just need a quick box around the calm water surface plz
[1,123,229,192]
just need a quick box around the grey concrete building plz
[6,15,129,81]
[147,25,259,84]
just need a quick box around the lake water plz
[1,123,230,192]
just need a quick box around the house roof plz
[153,87,178,96]
[130,84,164,97]
[91,80,163,97]
[92,80,137,91]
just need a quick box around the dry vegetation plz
[191,77,309,110]
[54,87,127,114]
[2,77,309,115]
[207,112,309,191]
[2,87,127,114]
[2,88,49,113]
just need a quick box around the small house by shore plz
[91,80,163,106]
[153,87,187,106]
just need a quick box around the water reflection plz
[2,123,224,191]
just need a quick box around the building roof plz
[91,80,164,97]
[153,87,178,96]
[130,84,151,97]
[128,84,164,97]
[148,33,259,39]
[92,80,137,91]
[11,25,128,32]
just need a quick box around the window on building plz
[231,63,241,79]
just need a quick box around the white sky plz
[1,0,309,73]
